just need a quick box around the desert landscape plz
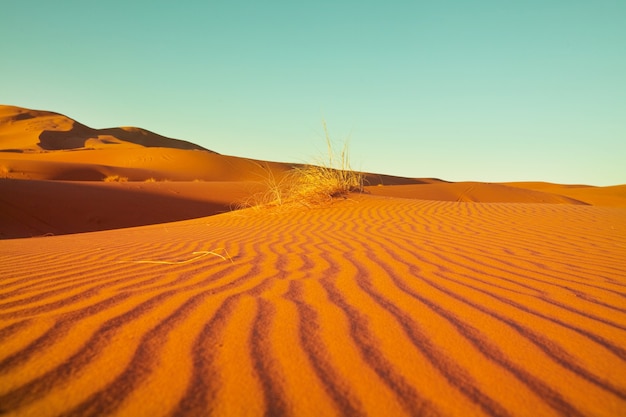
[1,104,626,416]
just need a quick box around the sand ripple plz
[1,196,625,416]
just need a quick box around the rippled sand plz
[2,196,625,416]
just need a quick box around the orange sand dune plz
[1,104,426,184]
[365,181,590,205]
[1,195,625,416]
[0,104,294,182]
[2,104,626,415]
[0,105,208,152]
[505,182,626,208]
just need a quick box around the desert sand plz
[1,105,626,416]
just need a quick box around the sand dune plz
[1,105,626,415]
[366,181,626,208]
[504,182,626,208]
[366,182,589,205]
[1,196,625,416]
[0,105,209,152]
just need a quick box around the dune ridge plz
[1,196,625,416]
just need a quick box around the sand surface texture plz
[1,105,626,416]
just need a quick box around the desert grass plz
[103,174,129,182]
[238,162,293,209]
[243,122,363,209]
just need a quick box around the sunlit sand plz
[1,105,625,416]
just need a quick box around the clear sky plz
[2,1,625,185]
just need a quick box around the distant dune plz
[367,181,588,205]
[0,105,210,152]
[1,105,625,416]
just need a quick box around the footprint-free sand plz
[1,105,625,416]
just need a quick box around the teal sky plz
[2,1,625,185]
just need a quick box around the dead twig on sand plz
[117,248,233,265]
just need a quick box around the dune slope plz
[0,179,262,238]
[1,196,625,416]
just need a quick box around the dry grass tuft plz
[237,162,291,209]
[103,174,129,182]
[242,122,363,209]
[290,122,363,205]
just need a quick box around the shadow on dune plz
[0,179,232,239]
[38,123,213,152]
[37,122,93,150]
[12,111,37,121]
[362,174,446,186]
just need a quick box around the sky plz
[1,0,625,185]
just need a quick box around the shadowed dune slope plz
[0,179,263,239]
[1,195,625,416]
